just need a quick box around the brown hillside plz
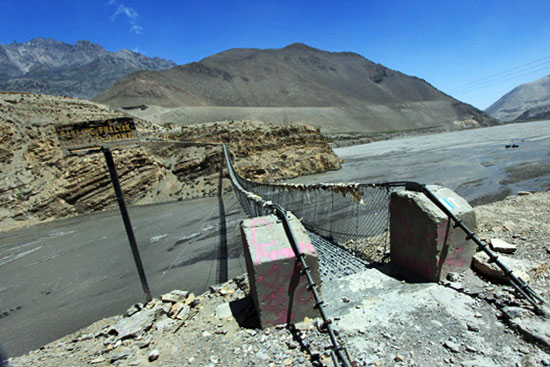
[94,43,497,134]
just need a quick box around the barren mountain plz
[0,92,340,231]
[0,38,176,99]
[95,43,496,135]
[486,75,550,122]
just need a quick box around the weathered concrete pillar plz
[240,212,320,328]
[390,185,476,282]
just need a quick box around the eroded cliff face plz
[176,120,341,182]
[0,92,341,231]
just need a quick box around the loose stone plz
[148,349,159,362]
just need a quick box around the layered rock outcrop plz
[0,92,341,231]
[176,120,341,182]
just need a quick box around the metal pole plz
[103,148,152,303]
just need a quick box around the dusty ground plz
[474,191,550,298]
[5,191,549,367]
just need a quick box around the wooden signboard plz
[55,117,139,155]
[54,116,151,302]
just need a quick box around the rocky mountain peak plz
[0,38,176,100]
[486,74,550,122]
[28,37,59,46]
[283,42,316,51]
[74,39,106,53]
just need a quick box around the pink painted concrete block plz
[241,212,320,328]
[390,185,477,282]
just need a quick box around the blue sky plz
[1,0,549,110]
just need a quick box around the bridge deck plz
[308,231,369,282]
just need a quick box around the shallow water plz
[292,120,550,205]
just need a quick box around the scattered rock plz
[154,315,178,331]
[518,346,530,354]
[125,305,140,317]
[443,340,461,353]
[295,317,314,331]
[168,302,184,319]
[467,324,480,332]
[138,338,151,349]
[286,341,298,349]
[508,316,550,348]
[490,238,518,254]
[110,349,133,363]
[215,303,233,320]
[446,272,460,282]
[144,299,160,310]
[472,252,530,283]
[176,304,191,320]
[90,357,107,364]
[209,285,224,294]
[148,349,160,362]
[502,221,517,232]
[394,354,405,362]
[185,293,196,306]
[78,334,93,342]
[256,351,269,361]
[502,307,529,320]
[161,290,189,304]
[110,309,159,340]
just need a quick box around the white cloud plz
[111,4,138,21]
[130,25,144,35]
[108,1,143,35]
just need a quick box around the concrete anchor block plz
[390,185,477,282]
[240,212,320,328]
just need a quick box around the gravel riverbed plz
[4,191,550,367]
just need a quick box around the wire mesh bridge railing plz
[223,145,546,316]
[225,148,407,263]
